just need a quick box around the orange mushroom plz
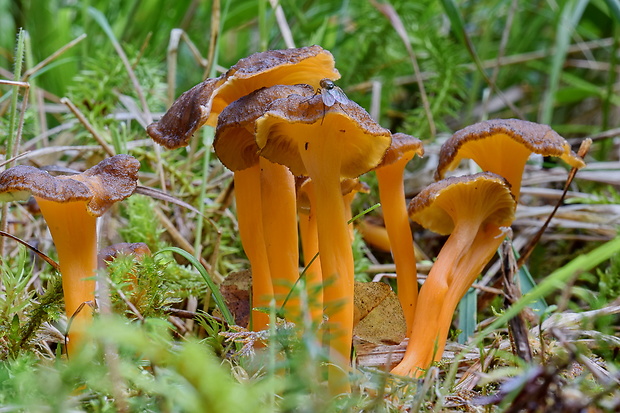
[373,133,424,334]
[435,119,585,202]
[255,92,391,389]
[147,46,340,329]
[147,45,340,149]
[296,177,370,325]
[215,84,316,327]
[0,155,140,355]
[391,172,516,378]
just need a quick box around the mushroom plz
[373,133,424,334]
[254,92,391,387]
[391,172,516,378]
[215,84,316,327]
[0,155,140,355]
[147,45,340,149]
[435,119,585,202]
[296,177,370,325]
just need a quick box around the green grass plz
[1,0,620,411]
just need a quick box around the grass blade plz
[156,246,235,326]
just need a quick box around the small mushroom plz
[391,172,516,378]
[435,119,585,202]
[374,133,424,334]
[0,155,140,355]
[215,84,316,328]
[255,92,391,387]
[147,45,340,149]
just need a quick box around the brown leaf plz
[220,270,252,328]
[353,281,406,345]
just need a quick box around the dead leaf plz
[353,281,406,345]
[220,270,252,327]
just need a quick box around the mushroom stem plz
[391,220,505,377]
[35,198,97,356]
[300,141,354,390]
[375,155,418,334]
[259,158,300,318]
[297,181,324,325]
[233,165,273,331]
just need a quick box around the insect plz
[318,78,349,107]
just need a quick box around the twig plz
[21,34,87,81]
[517,139,592,268]
[60,97,116,157]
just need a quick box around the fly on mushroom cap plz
[435,119,585,201]
[256,93,392,177]
[214,84,315,172]
[146,45,339,150]
[392,172,516,378]
[0,154,140,356]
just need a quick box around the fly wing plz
[332,87,349,105]
[321,90,336,107]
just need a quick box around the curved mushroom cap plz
[255,94,392,177]
[409,172,516,235]
[435,119,585,182]
[376,133,424,168]
[214,84,315,171]
[211,45,339,120]
[147,46,339,149]
[146,78,222,149]
[0,154,140,216]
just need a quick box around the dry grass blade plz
[371,0,436,137]
[269,0,295,49]
[0,230,60,271]
[60,97,116,156]
[21,34,87,81]
[517,139,592,268]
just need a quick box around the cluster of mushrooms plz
[148,45,586,385]
[0,45,586,390]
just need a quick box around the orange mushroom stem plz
[374,133,423,334]
[0,155,140,355]
[296,177,324,325]
[256,93,391,390]
[391,172,516,378]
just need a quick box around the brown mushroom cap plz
[409,172,516,235]
[214,84,315,171]
[146,45,339,149]
[211,45,339,118]
[146,78,222,149]
[0,154,140,216]
[435,119,585,182]
[255,94,392,177]
[376,133,424,168]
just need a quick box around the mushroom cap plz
[214,84,315,171]
[147,45,339,149]
[0,154,140,216]
[409,172,516,235]
[376,133,424,168]
[146,78,222,149]
[255,93,392,178]
[435,119,586,181]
